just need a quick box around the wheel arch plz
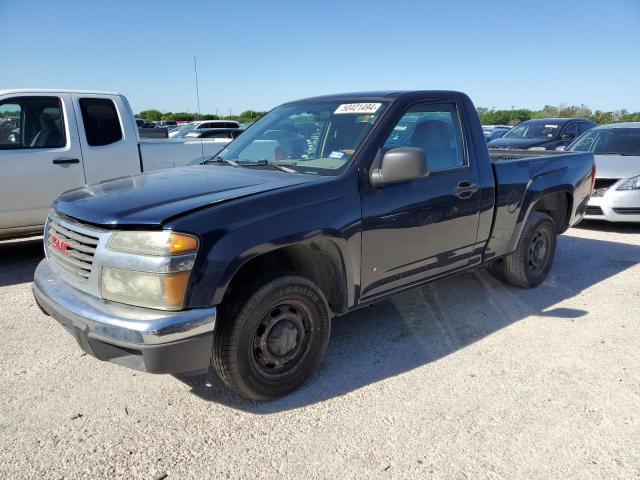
[529,189,573,234]
[214,238,350,317]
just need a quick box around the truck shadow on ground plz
[0,238,43,288]
[575,219,640,234]
[177,231,640,413]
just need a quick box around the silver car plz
[567,122,640,222]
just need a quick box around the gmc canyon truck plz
[33,91,595,401]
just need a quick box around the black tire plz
[212,275,331,401]
[493,212,557,289]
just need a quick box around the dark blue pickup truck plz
[33,91,595,400]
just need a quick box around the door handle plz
[52,158,80,165]
[453,181,479,199]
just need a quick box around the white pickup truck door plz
[70,93,141,184]
[0,93,86,232]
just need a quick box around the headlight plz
[617,175,640,191]
[101,268,190,310]
[102,230,199,310]
[108,231,198,256]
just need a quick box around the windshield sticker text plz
[334,103,382,115]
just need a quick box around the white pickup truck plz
[0,89,231,239]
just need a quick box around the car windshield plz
[215,100,387,175]
[503,121,559,139]
[173,123,196,133]
[568,128,640,156]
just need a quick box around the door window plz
[562,123,579,139]
[79,98,123,146]
[0,96,66,149]
[384,103,466,171]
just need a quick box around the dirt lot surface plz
[0,222,639,479]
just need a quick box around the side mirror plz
[555,146,566,151]
[370,147,428,187]
[560,133,575,141]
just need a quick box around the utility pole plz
[193,56,201,116]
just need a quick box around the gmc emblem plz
[51,235,71,255]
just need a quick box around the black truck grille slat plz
[46,217,99,281]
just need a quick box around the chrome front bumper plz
[33,259,217,374]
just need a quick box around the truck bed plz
[485,151,594,259]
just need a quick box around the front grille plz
[613,208,640,215]
[46,217,99,280]
[585,206,604,216]
[592,178,619,197]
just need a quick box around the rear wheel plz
[212,275,331,401]
[490,212,557,288]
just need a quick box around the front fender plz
[166,174,362,309]
[208,230,352,305]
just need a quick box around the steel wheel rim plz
[528,228,551,275]
[251,301,311,378]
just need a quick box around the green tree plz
[591,111,615,125]
[137,109,162,121]
[165,112,197,122]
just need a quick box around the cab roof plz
[0,88,122,96]
[287,90,466,103]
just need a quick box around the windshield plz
[215,101,387,175]
[503,121,559,139]
[568,128,640,156]
[172,123,196,135]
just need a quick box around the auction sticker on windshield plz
[334,103,382,114]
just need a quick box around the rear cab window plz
[0,96,66,150]
[79,98,123,146]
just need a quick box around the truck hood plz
[487,137,554,149]
[593,154,640,180]
[53,166,318,226]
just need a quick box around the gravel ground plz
[0,222,639,479]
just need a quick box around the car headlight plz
[617,175,640,191]
[108,231,198,256]
[101,230,199,310]
[101,268,191,310]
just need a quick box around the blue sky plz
[1,0,639,114]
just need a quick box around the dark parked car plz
[33,91,595,400]
[488,118,595,150]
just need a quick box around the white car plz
[567,122,640,222]
[0,89,232,239]
[168,120,241,138]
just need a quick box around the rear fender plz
[485,164,577,260]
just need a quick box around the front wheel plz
[490,212,557,288]
[212,275,331,401]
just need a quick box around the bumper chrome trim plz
[33,259,216,345]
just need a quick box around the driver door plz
[360,101,482,300]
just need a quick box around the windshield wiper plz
[240,159,297,173]
[204,156,241,167]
